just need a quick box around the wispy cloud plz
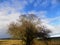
[33,0,60,9]
[27,0,35,4]
[51,0,59,9]
[0,0,28,38]
[0,10,20,38]
[27,10,47,19]
[33,0,49,8]
[0,0,60,38]
[51,0,60,5]
[27,10,60,37]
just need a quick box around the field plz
[34,39,60,45]
[0,38,60,45]
[0,40,24,45]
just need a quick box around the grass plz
[0,40,23,45]
[0,39,60,45]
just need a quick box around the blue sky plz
[0,0,60,38]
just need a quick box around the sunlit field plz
[0,40,23,45]
[0,38,60,45]
[34,39,60,45]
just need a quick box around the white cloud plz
[0,0,28,38]
[27,0,35,3]
[34,0,49,8]
[33,0,59,9]
[0,8,59,38]
[27,10,47,19]
[0,10,20,38]
[51,0,58,5]
[27,10,60,37]
[41,16,60,37]
[0,0,60,38]
[51,0,59,9]
[10,0,28,10]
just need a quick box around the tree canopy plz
[8,14,51,45]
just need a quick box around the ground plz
[0,39,60,45]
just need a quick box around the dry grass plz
[0,39,60,45]
[33,39,60,45]
[0,40,24,45]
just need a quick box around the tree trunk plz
[43,38,48,45]
[44,40,48,45]
[26,36,33,45]
[26,39,33,45]
[26,41,31,45]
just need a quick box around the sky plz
[0,0,60,38]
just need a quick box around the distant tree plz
[8,14,51,45]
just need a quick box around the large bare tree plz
[8,14,51,45]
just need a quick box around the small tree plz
[8,14,51,45]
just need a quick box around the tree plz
[8,14,51,45]
[36,26,51,45]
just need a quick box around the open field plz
[34,39,60,45]
[0,38,60,45]
[0,40,24,45]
